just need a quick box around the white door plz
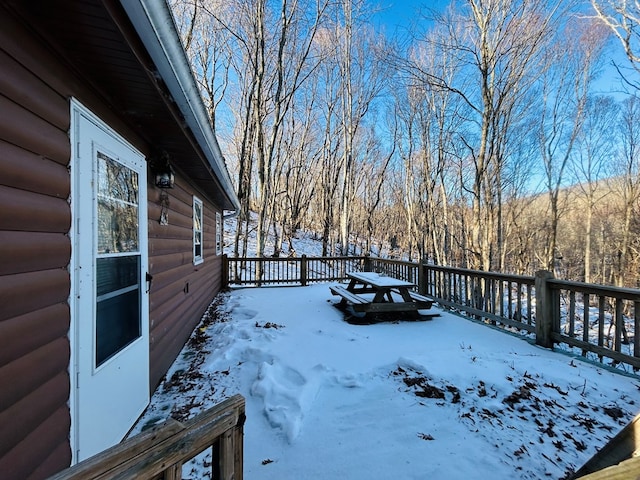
[70,100,149,462]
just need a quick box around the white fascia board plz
[120,0,240,212]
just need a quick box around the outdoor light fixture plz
[153,151,175,189]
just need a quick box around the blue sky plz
[373,0,440,31]
[372,1,446,30]
[371,0,638,98]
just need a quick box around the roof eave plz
[120,0,240,212]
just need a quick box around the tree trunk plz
[584,194,593,283]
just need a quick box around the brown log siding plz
[0,403,71,480]
[0,95,71,165]
[0,11,74,477]
[0,358,70,466]
[0,185,71,232]
[147,175,223,389]
[0,304,70,369]
[0,139,70,198]
[0,231,71,275]
[0,5,226,478]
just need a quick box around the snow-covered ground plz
[129,217,639,478]
[132,283,639,479]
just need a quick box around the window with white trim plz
[216,212,222,256]
[193,196,203,264]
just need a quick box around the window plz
[95,151,142,366]
[193,196,203,264]
[216,212,222,256]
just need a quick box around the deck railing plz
[48,395,245,480]
[422,264,536,334]
[223,256,640,372]
[544,276,640,370]
[223,254,366,286]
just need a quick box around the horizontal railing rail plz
[223,255,639,372]
[48,395,245,480]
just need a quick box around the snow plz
[132,283,640,479]
[130,215,640,478]
[348,271,416,288]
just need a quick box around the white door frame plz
[69,99,149,463]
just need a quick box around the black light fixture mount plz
[153,151,175,189]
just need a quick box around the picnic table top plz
[347,271,415,289]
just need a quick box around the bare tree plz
[278,90,323,255]
[591,0,640,87]
[390,11,469,265]
[255,0,330,262]
[352,123,395,254]
[537,17,608,273]
[171,0,233,127]
[500,124,539,274]
[611,94,640,287]
[170,0,253,265]
[190,0,330,268]
[571,95,618,282]
[332,0,387,255]
[397,2,564,271]
[306,25,344,256]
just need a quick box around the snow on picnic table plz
[347,270,417,287]
[132,284,640,479]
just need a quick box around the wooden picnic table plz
[330,271,435,316]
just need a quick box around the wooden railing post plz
[233,413,245,479]
[213,410,245,480]
[535,270,555,349]
[363,254,371,272]
[222,254,229,288]
[300,255,308,286]
[418,262,426,295]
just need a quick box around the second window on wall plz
[193,196,203,264]
[216,212,222,256]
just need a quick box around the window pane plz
[97,256,138,297]
[97,152,139,254]
[96,256,141,366]
[194,230,202,258]
[96,288,140,366]
[193,197,203,262]
[216,212,222,255]
[194,202,202,231]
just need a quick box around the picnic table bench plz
[401,289,433,306]
[330,271,437,318]
[329,285,370,309]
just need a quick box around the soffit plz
[6,0,235,210]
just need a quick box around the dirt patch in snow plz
[391,364,634,479]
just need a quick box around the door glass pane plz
[97,256,139,296]
[96,256,141,366]
[95,151,142,367]
[97,152,139,254]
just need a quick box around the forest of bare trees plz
[170,0,640,288]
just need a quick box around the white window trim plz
[193,196,203,265]
[216,212,222,256]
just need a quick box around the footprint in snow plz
[251,362,324,443]
[232,307,258,320]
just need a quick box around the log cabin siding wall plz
[1,7,227,478]
[0,13,73,479]
[148,175,223,389]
